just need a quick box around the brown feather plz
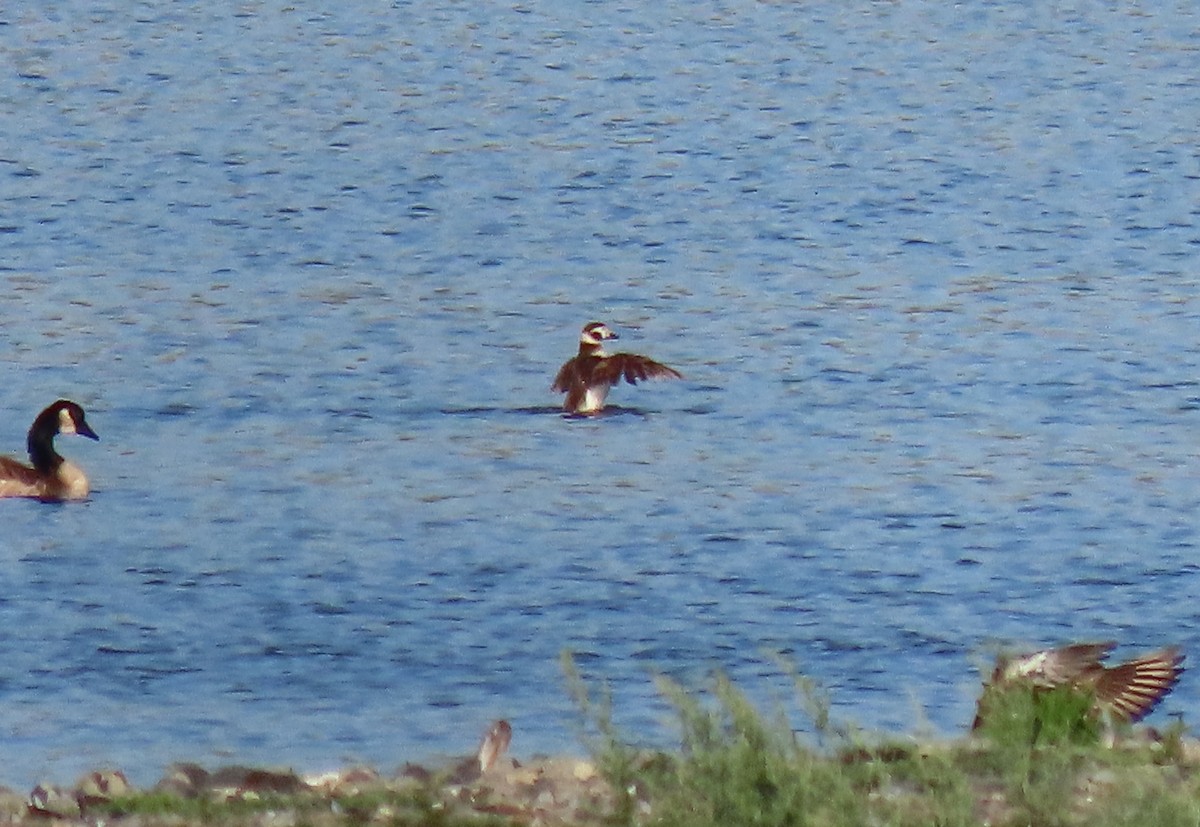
[552,324,682,414]
[1091,647,1183,722]
[0,456,43,498]
[0,400,98,501]
[973,642,1184,730]
[595,353,683,386]
[994,642,1115,687]
[477,720,512,773]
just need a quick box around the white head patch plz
[581,323,615,346]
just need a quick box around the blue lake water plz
[3,0,1200,787]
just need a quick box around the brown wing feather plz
[599,353,683,386]
[975,643,1183,730]
[0,455,43,498]
[975,642,1116,731]
[552,356,597,412]
[1092,647,1184,722]
[998,642,1115,687]
[552,357,580,393]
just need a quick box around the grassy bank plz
[563,652,1199,827]
[5,656,1197,826]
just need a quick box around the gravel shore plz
[3,749,622,826]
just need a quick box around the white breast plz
[578,385,611,414]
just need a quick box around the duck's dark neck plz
[27,428,62,473]
[579,341,606,358]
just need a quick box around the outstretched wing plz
[552,357,580,393]
[596,353,682,386]
[974,642,1183,731]
[1093,647,1184,722]
[998,642,1116,687]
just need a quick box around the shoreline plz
[7,748,619,825]
[4,726,1195,826]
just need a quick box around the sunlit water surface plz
[2,1,1200,786]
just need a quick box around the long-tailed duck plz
[0,400,99,501]
[552,321,682,415]
[971,641,1183,731]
